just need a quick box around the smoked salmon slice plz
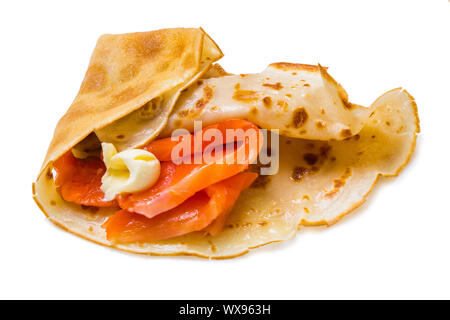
[104,172,257,242]
[53,151,118,207]
[118,119,262,219]
[144,119,260,162]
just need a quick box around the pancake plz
[33,28,419,258]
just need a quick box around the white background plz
[0,0,449,299]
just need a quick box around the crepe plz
[33,28,419,259]
[161,63,371,140]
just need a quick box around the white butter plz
[100,143,160,201]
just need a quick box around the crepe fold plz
[40,27,222,170]
[33,28,419,259]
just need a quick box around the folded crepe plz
[33,28,419,258]
[42,27,222,163]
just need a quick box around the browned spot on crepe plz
[340,128,352,138]
[79,65,107,94]
[262,82,283,90]
[291,166,311,182]
[109,84,148,108]
[303,153,318,165]
[119,64,139,83]
[123,31,165,62]
[325,168,352,198]
[316,120,326,129]
[292,107,308,128]
[262,96,272,108]
[233,90,258,103]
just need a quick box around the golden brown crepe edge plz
[300,88,420,227]
[31,187,285,259]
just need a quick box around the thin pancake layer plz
[162,63,371,140]
[33,88,419,258]
[39,28,222,174]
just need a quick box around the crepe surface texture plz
[162,63,371,140]
[33,28,419,259]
